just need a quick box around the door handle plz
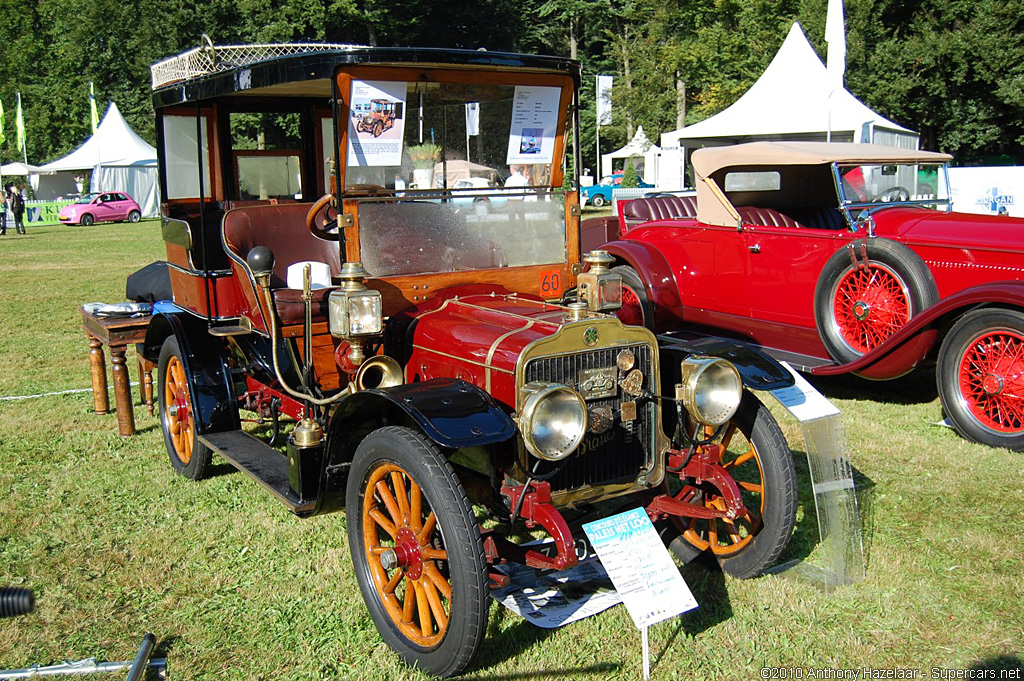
[748,243,761,253]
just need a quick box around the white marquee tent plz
[600,126,660,181]
[39,102,160,216]
[657,23,919,189]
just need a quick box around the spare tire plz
[814,239,938,364]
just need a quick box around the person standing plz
[0,187,7,236]
[10,183,26,234]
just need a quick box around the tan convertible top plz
[692,142,953,226]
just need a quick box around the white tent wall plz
[92,165,160,217]
[655,23,919,189]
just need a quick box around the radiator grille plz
[524,344,655,492]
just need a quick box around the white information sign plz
[506,85,560,165]
[347,80,408,167]
[583,507,697,629]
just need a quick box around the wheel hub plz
[852,300,871,321]
[391,527,423,579]
[981,373,1004,396]
[173,390,191,429]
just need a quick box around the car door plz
[741,223,848,329]
[92,194,117,222]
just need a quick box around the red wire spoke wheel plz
[831,261,910,354]
[938,309,1024,450]
[815,239,938,365]
[611,265,654,330]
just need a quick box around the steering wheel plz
[306,193,340,241]
[871,186,910,202]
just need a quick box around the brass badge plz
[583,326,599,347]
[588,406,614,433]
[618,369,644,397]
[578,367,618,400]
[620,400,637,422]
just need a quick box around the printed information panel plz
[583,507,697,629]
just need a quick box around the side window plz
[230,112,304,201]
[161,113,213,200]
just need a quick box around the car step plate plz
[198,430,316,514]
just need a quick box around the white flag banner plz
[825,0,846,88]
[465,102,480,136]
[596,75,613,126]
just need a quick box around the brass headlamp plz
[576,250,622,313]
[328,262,383,340]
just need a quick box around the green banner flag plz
[0,98,5,146]
[90,82,98,133]
[15,93,25,153]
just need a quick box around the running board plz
[198,431,316,515]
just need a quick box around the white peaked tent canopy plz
[39,102,160,216]
[601,126,660,180]
[657,23,918,188]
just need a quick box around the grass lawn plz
[0,222,1022,679]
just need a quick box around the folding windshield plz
[835,162,950,208]
[337,68,575,277]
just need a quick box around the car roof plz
[151,42,580,108]
[692,141,953,226]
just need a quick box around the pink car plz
[59,192,142,226]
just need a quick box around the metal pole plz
[0,658,166,679]
[124,633,156,681]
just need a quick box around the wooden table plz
[80,306,155,436]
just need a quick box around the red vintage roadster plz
[143,43,799,676]
[592,142,1024,450]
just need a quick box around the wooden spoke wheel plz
[665,394,797,579]
[347,427,487,678]
[938,309,1024,450]
[156,336,211,479]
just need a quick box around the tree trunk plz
[676,75,686,130]
[569,15,578,61]
[623,29,634,139]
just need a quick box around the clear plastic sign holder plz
[767,363,866,590]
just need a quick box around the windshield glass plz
[836,163,949,207]
[345,76,571,276]
[76,193,100,204]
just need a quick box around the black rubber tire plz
[80,213,95,226]
[128,210,141,223]
[612,265,655,331]
[663,393,797,579]
[590,193,606,208]
[936,308,1024,450]
[157,336,212,480]
[346,426,488,678]
[814,239,938,364]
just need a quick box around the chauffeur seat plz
[222,203,342,326]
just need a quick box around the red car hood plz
[872,207,1024,251]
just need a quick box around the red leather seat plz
[222,203,342,325]
[735,206,804,228]
[622,195,698,227]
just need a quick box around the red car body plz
[594,141,1024,449]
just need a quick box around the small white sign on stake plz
[584,507,697,679]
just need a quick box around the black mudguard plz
[143,312,240,436]
[316,377,517,514]
[658,335,794,392]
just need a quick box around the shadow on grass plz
[805,366,938,406]
[466,612,621,678]
[971,656,1023,672]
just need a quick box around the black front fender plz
[658,335,794,392]
[316,378,516,514]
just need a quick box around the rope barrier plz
[0,383,139,402]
